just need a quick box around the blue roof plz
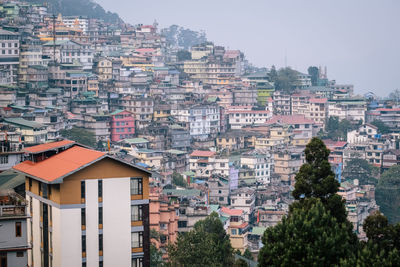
[136,162,149,168]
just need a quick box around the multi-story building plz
[347,124,378,144]
[273,147,304,184]
[220,206,249,253]
[189,104,220,140]
[3,117,47,145]
[13,140,152,267]
[227,106,271,130]
[240,150,274,184]
[18,37,45,87]
[0,192,29,267]
[110,110,135,142]
[120,97,154,129]
[367,108,400,131]
[93,57,113,82]
[272,91,291,115]
[0,29,19,85]
[328,98,367,122]
[208,176,230,205]
[189,150,216,179]
[306,98,328,127]
[230,188,255,222]
[62,16,89,34]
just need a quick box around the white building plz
[0,29,19,85]
[230,188,255,222]
[328,98,367,122]
[189,104,220,140]
[227,106,271,130]
[240,150,274,184]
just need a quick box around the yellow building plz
[93,57,112,82]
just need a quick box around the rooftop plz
[24,140,75,154]
[190,150,216,157]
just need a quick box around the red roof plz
[266,115,314,125]
[220,206,243,216]
[376,108,400,112]
[310,98,327,104]
[14,146,105,182]
[230,222,249,229]
[24,140,75,154]
[227,110,270,114]
[190,150,215,157]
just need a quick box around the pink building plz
[110,110,135,142]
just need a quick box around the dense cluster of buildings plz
[0,0,398,266]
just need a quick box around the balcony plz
[0,193,27,218]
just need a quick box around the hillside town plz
[0,1,399,266]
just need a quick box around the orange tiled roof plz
[14,146,105,182]
[220,206,243,216]
[24,140,75,153]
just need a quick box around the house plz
[0,29,19,85]
[328,98,367,123]
[240,149,274,185]
[189,104,220,140]
[230,188,255,222]
[207,176,230,205]
[220,206,249,253]
[3,117,48,145]
[347,124,378,144]
[110,110,135,142]
[227,106,271,130]
[13,140,152,267]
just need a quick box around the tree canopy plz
[342,158,378,185]
[168,212,234,266]
[324,116,360,140]
[371,119,391,134]
[376,165,400,224]
[59,127,96,148]
[307,66,319,86]
[258,200,356,266]
[171,172,187,188]
[273,67,298,93]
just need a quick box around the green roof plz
[251,226,267,236]
[207,97,218,102]
[110,109,124,115]
[209,204,219,213]
[0,169,25,191]
[219,216,229,223]
[183,171,195,176]
[169,124,184,130]
[124,138,148,144]
[163,188,201,197]
[4,117,44,129]
[166,149,186,155]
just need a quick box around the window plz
[82,235,86,253]
[81,208,86,227]
[81,181,85,199]
[98,180,103,198]
[231,229,237,235]
[178,221,187,228]
[99,234,103,251]
[131,232,143,248]
[15,222,22,237]
[132,258,143,267]
[0,155,8,164]
[99,207,103,225]
[0,252,6,267]
[130,178,143,195]
[16,251,24,257]
[131,205,143,221]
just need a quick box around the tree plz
[307,66,319,86]
[325,116,357,140]
[242,248,253,260]
[389,89,400,105]
[258,200,356,266]
[233,258,248,267]
[371,119,391,134]
[343,158,378,185]
[292,137,348,223]
[59,127,96,147]
[176,50,191,61]
[274,67,298,93]
[168,212,234,266]
[376,165,400,224]
[171,172,187,188]
[269,65,278,83]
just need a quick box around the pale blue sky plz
[96,0,400,97]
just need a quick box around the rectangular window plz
[99,234,103,251]
[81,208,86,227]
[15,222,22,237]
[132,258,143,267]
[82,235,86,253]
[131,205,143,221]
[98,180,103,198]
[16,251,24,257]
[130,178,143,195]
[81,181,85,199]
[99,207,103,225]
[131,232,143,248]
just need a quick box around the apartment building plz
[189,104,220,140]
[273,147,304,184]
[306,98,328,127]
[220,207,249,253]
[189,150,216,179]
[240,150,274,185]
[3,117,47,145]
[0,29,19,85]
[13,140,152,267]
[230,188,255,222]
[227,106,271,130]
[328,98,367,122]
[110,110,135,142]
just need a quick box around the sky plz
[95,0,400,97]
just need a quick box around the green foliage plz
[307,66,319,86]
[269,65,278,83]
[176,50,191,61]
[242,248,253,260]
[376,165,400,224]
[234,258,248,267]
[162,25,207,50]
[258,200,357,266]
[26,0,122,24]
[150,243,164,267]
[59,127,96,148]
[168,212,234,266]
[371,119,391,134]
[171,172,187,188]
[274,67,298,93]
[325,116,358,140]
[343,158,378,185]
